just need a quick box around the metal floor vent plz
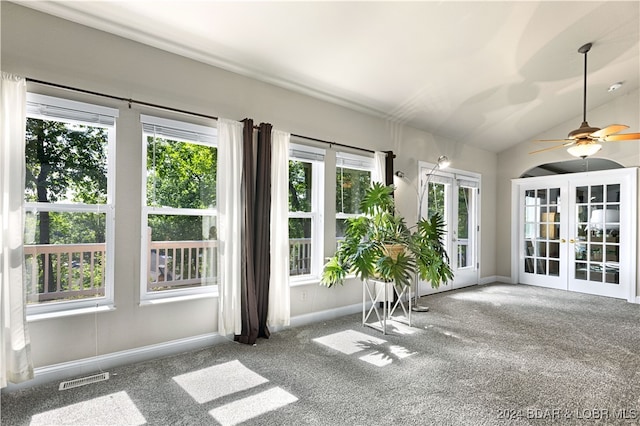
[59,372,109,391]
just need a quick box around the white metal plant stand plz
[362,278,411,334]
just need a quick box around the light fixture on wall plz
[395,155,451,312]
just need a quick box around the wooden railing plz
[289,238,311,276]
[146,240,218,292]
[24,243,106,303]
[24,238,313,303]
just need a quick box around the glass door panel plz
[570,181,623,296]
[519,184,566,289]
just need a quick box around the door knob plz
[561,239,566,243]
[569,239,575,243]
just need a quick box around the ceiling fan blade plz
[591,124,629,138]
[529,144,572,155]
[533,138,573,143]
[603,133,640,142]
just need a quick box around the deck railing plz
[24,238,313,303]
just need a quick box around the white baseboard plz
[288,303,362,329]
[4,303,364,393]
[478,275,513,285]
[4,332,227,392]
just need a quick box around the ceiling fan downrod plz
[568,42,600,138]
[578,42,592,124]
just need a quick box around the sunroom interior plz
[1,0,639,393]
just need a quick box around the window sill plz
[290,277,321,287]
[27,304,116,322]
[140,290,218,306]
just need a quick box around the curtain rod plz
[26,78,219,121]
[26,77,381,156]
[290,133,376,155]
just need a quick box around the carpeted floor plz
[2,283,640,425]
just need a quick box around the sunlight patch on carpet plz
[312,329,386,354]
[29,391,145,426]
[359,344,417,367]
[209,386,298,426]
[173,360,268,404]
[385,319,419,335]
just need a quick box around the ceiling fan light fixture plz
[567,143,601,158]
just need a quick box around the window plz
[141,115,218,300]
[335,152,373,243]
[288,143,324,280]
[24,94,117,314]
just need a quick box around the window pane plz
[427,182,446,219]
[289,218,311,276]
[146,136,217,209]
[336,218,348,239]
[24,211,106,304]
[147,215,218,291]
[26,119,108,204]
[458,187,471,238]
[336,167,370,214]
[289,160,312,212]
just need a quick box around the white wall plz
[1,2,498,369]
[497,88,640,294]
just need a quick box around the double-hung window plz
[335,152,373,244]
[24,93,117,314]
[141,115,218,300]
[288,143,324,280]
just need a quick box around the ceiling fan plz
[530,42,640,158]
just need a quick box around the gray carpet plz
[2,283,640,425]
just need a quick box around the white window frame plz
[25,93,118,317]
[335,151,374,243]
[289,143,325,283]
[140,114,218,302]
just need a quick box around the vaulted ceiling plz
[15,1,640,153]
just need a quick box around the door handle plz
[569,239,575,244]
[561,239,566,243]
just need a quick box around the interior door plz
[568,177,630,299]
[419,164,480,295]
[519,183,568,289]
[514,168,636,301]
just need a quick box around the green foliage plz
[288,160,312,240]
[147,136,217,209]
[25,119,108,205]
[321,182,453,289]
[146,136,217,242]
[336,167,371,214]
[412,214,454,288]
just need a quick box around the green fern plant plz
[321,182,453,289]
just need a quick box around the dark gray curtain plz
[254,123,272,338]
[235,119,259,344]
[235,120,272,344]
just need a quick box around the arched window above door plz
[521,159,623,178]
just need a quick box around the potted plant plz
[321,182,453,290]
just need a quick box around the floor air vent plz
[59,372,109,391]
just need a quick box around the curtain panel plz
[267,129,290,328]
[235,119,259,344]
[236,121,274,344]
[0,72,34,387]
[217,118,244,337]
[372,151,387,185]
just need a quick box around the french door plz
[514,168,637,301]
[418,163,480,295]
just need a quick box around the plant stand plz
[362,278,411,334]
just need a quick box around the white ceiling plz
[16,1,640,153]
